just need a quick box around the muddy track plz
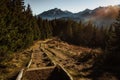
[30,49,54,68]
[16,39,73,80]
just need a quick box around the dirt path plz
[30,51,53,68]
[47,48,68,60]
[22,39,73,80]
[21,38,102,80]
[29,40,54,68]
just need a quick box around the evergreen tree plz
[0,0,13,59]
[42,20,52,39]
[89,26,97,48]
[105,10,120,65]
[33,16,41,40]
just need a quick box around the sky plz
[24,0,120,15]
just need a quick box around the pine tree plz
[0,0,12,59]
[33,16,41,40]
[66,19,73,41]
[105,10,120,65]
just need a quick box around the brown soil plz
[22,67,55,80]
[22,66,71,80]
[30,50,54,68]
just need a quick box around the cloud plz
[94,5,119,19]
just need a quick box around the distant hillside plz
[38,5,120,26]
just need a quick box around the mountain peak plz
[39,8,73,19]
[52,8,61,11]
[84,8,91,11]
[53,8,60,10]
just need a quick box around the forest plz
[0,0,120,80]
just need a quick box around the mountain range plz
[38,5,120,26]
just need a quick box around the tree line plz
[50,19,107,49]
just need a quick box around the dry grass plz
[0,41,42,80]
[0,50,31,80]
[43,38,119,80]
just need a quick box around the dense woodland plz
[0,0,52,62]
[0,0,120,79]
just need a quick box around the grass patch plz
[0,50,31,80]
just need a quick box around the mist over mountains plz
[38,5,120,26]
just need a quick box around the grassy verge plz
[0,49,32,80]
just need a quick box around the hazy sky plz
[24,0,120,15]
